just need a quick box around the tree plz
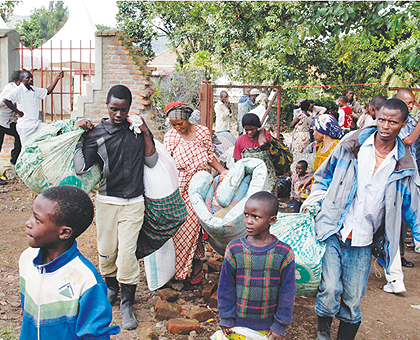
[116,1,156,58]
[0,0,20,23]
[16,1,68,48]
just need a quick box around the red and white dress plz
[164,125,213,280]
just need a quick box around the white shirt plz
[341,133,397,246]
[5,83,48,129]
[0,82,18,128]
[214,100,231,132]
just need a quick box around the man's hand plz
[57,71,65,80]
[16,110,24,118]
[138,116,149,134]
[220,326,233,336]
[76,119,94,132]
[267,330,284,340]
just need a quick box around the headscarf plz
[311,114,344,140]
[165,101,193,120]
[242,113,261,128]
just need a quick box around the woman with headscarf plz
[298,114,343,192]
[233,113,277,193]
[164,101,228,284]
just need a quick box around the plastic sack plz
[143,238,176,291]
[189,158,268,255]
[211,327,269,340]
[143,140,179,199]
[15,120,101,194]
[270,206,325,297]
[137,140,187,259]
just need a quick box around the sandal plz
[190,260,203,285]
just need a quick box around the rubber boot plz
[120,284,137,330]
[105,277,119,305]
[336,321,360,340]
[317,316,333,340]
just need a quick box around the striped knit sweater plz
[218,236,296,336]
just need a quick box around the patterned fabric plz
[16,120,101,194]
[312,140,340,173]
[218,236,295,336]
[167,108,191,121]
[311,114,343,140]
[270,209,326,296]
[164,124,213,280]
[241,147,276,193]
[225,241,293,319]
[290,110,312,154]
[269,138,293,176]
[136,189,187,259]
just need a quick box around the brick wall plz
[1,30,165,160]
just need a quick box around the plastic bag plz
[15,120,101,194]
[136,140,187,259]
[189,158,268,255]
[143,238,176,291]
[270,206,325,297]
[210,327,269,340]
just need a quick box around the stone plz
[185,307,214,322]
[167,318,200,335]
[202,282,217,301]
[157,288,179,302]
[139,324,158,340]
[155,300,182,320]
[209,290,218,309]
[171,282,184,291]
[207,260,223,272]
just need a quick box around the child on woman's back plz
[218,191,296,340]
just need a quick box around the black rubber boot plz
[105,277,119,305]
[337,321,361,340]
[317,316,333,340]
[120,284,137,330]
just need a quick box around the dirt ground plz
[1,180,420,339]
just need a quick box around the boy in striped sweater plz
[218,191,296,340]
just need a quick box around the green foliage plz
[16,1,68,48]
[0,0,20,23]
[116,1,156,58]
[96,24,111,30]
[151,68,205,110]
[0,323,18,340]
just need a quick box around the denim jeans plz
[315,234,371,323]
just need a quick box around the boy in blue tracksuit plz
[302,98,420,340]
[19,186,120,339]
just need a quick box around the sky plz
[12,0,118,27]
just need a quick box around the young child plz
[290,160,311,213]
[19,186,120,339]
[337,96,353,130]
[218,191,296,340]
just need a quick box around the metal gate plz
[18,40,95,121]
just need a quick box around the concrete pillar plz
[0,29,20,88]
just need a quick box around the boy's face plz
[296,163,307,176]
[26,195,63,249]
[243,199,276,238]
[107,96,130,125]
[337,99,345,108]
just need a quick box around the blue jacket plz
[310,126,420,273]
[19,242,120,339]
